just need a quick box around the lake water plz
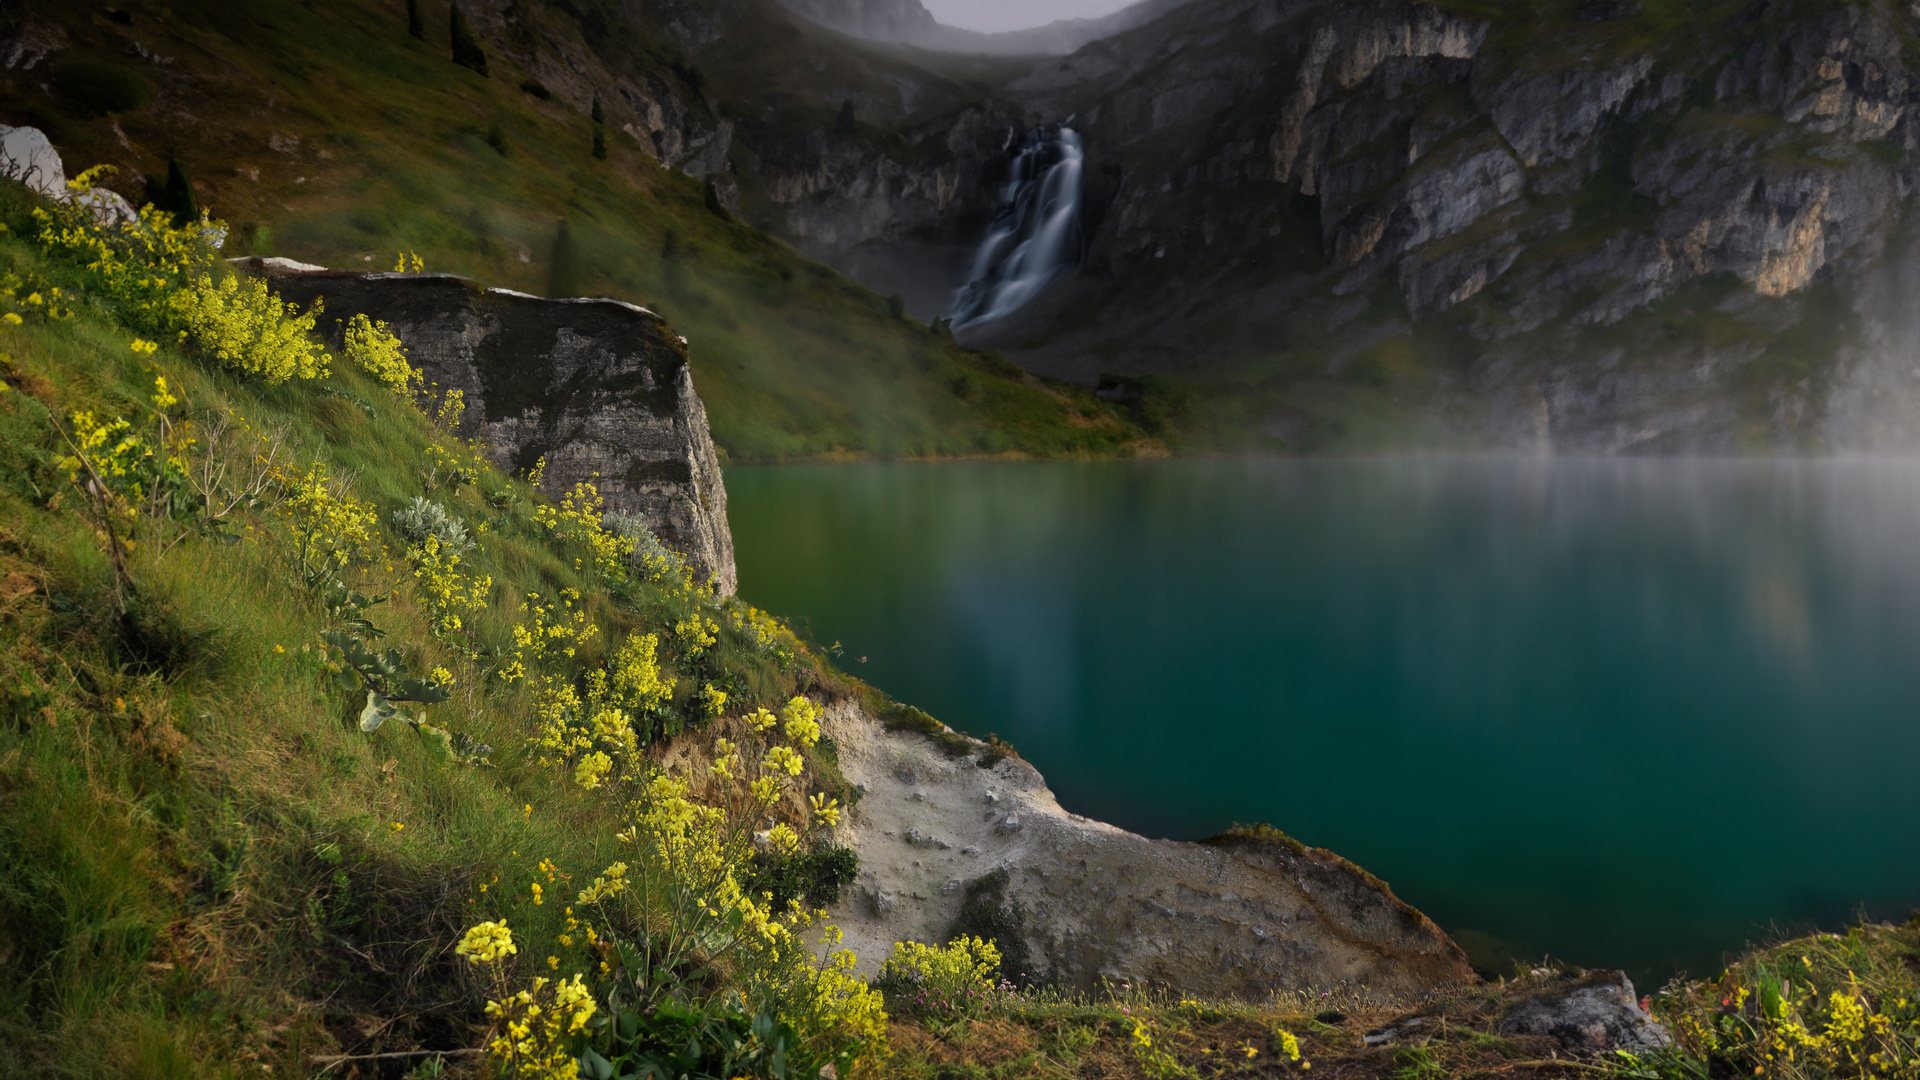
[726,459,1920,989]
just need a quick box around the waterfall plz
[949,124,1085,330]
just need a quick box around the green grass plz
[0,210,873,1072]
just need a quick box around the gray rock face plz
[258,267,737,594]
[1498,970,1673,1055]
[820,700,1477,996]
[705,0,1920,452]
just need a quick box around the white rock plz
[0,125,65,199]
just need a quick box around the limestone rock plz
[1497,970,1673,1054]
[820,699,1475,996]
[258,267,737,594]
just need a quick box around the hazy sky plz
[923,0,1139,33]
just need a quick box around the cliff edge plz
[818,700,1475,995]
[260,266,738,594]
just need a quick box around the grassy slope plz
[2,191,1916,1080]
[0,199,867,1073]
[3,0,1152,462]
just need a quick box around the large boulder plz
[260,267,737,594]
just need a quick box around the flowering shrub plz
[407,534,491,644]
[878,936,1012,1019]
[343,312,421,394]
[1636,926,1920,1080]
[176,274,329,384]
[31,166,220,329]
[276,462,380,593]
[532,481,634,581]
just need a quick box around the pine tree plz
[836,99,856,135]
[406,0,424,39]
[590,95,604,125]
[449,5,487,76]
[592,126,607,161]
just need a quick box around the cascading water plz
[949,124,1085,330]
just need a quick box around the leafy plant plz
[391,496,473,555]
[323,630,451,732]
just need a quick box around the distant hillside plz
[0,0,1156,461]
[707,0,1920,455]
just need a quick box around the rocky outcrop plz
[818,701,1475,995]
[1497,970,1672,1054]
[258,267,737,594]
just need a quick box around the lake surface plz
[726,459,1920,989]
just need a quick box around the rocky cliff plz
[688,0,1920,453]
[259,266,738,593]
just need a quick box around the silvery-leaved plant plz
[391,495,473,555]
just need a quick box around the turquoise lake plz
[725,459,1920,989]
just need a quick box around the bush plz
[175,274,330,384]
[449,6,488,75]
[878,936,1011,1018]
[51,63,152,115]
[342,312,420,393]
[740,844,859,910]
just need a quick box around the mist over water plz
[728,459,1920,988]
[950,126,1084,329]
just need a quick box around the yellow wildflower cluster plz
[342,313,422,394]
[408,534,492,644]
[499,589,597,685]
[1660,951,1919,1080]
[482,974,597,1080]
[32,170,219,328]
[277,462,380,590]
[175,273,330,384]
[881,936,1004,1017]
[674,614,719,658]
[531,480,635,580]
[456,920,518,964]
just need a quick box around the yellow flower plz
[0,313,20,326]
[1277,1030,1301,1062]
[129,338,159,356]
[455,920,516,964]
[389,821,404,832]
[809,792,841,827]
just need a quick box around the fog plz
[922,0,1138,32]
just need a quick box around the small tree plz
[836,99,856,134]
[449,5,487,75]
[406,0,424,39]
[591,94,607,160]
[590,94,604,125]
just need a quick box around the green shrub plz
[51,63,152,115]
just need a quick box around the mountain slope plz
[0,0,1153,460]
[711,0,1920,454]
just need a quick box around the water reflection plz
[728,459,1920,987]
